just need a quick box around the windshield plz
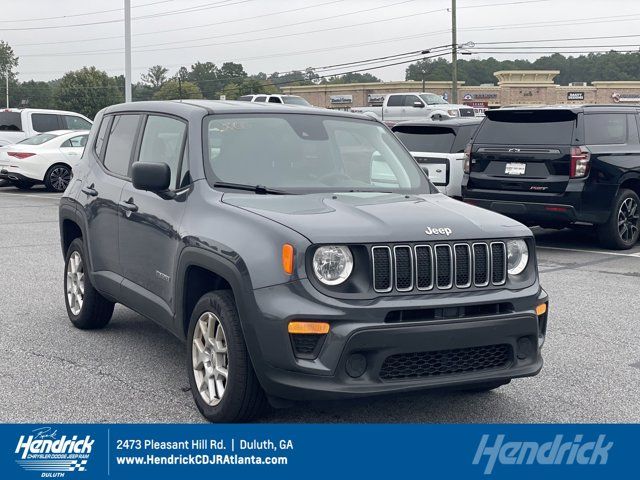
[204,114,432,194]
[282,96,311,106]
[18,133,59,145]
[420,93,448,105]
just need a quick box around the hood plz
[222,192,531,244]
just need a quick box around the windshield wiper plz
[213,182,291,195]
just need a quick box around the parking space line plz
[0,192,62,201]
[537,245,640,258]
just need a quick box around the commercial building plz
[281,70,640,109]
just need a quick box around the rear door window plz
[476,110,576,145]
[584,114,627,145]
[0,112,22,132]
[386,95,405,107]
[394,126,456,153]
[31,113,61,132]
[102,114,141,177]
[268,97,282,103]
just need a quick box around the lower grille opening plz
[379,344,512,381]
[384,303,514,323]
[290,334,325,360]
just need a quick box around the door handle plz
[81,184,98,196]
[119,198,138,213]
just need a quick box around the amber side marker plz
[536,303,547,316]
[288,322,330,335]
[282,244,294,275]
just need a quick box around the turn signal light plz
[536,303,547,316]
[288,322,330,335]
[282,244,294,275]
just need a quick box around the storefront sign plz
[330,95,353,104]
[463,93,498,100]
[367,94,385,105]
[567,92,585,101]
[611,92,640,103]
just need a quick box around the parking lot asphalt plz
[0,185,638,423]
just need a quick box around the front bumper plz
[242,279,548,401]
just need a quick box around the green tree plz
[0,41,19,106]
[11,80,53,108]
[54,67,122,119]
[153,80,203,100]
[325,72,381,84]
[187,61,219,99]
[141,65,169,89]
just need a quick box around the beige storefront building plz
[281,70,640,109]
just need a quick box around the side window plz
[584,114,627,145]
[94,117,111,158]
[254,96,267,102]
[386,95,405,107]
[103,114,141,177]
[178,145,191,189]
[268,96,282,103]
[137,115,187,189]
[63,115,92,130]
[61,135,88,148]
[404,95,422,107]
[31,113,60,132]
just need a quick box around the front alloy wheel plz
[192,312,229,406]
[618,197,639,243]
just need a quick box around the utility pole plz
[451,0,458,104]
[124,0,132,102]
[5,70,8,108]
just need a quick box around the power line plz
[0,0,254,31]
[0,0,174,23]
[474,34,640,45]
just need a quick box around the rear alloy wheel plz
[597,189,640,249]
[45,165,72,192]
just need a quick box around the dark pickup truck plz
[59,100,548,422]
[462,105,640,249]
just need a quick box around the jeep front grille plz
[372,241,507,293]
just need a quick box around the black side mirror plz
[413,101,425,108]
[132,162,171,192]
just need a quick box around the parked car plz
[351,92,476,123]
[59,100,548,422]
[462,105,640,249]
[392,118,482,198]
[0,130,89,191]
[0,108,92,146]
[236,94,312,106]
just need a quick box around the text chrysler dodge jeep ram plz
[59,101,548,422]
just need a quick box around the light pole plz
[451,0,458,104]
[124,0,132,102]
[5,69,8,108]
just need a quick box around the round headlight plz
[506,239,529,276]
[312,246,353,286]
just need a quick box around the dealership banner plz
[0,423,636,479]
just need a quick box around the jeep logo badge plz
[425,227,452,236]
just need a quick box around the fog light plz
[345,353,367,378]
[517,337,534,360]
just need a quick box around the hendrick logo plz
[14,427,94,476]
[508,148,521,153]
[425,227,452,236]
[473,434,613,475]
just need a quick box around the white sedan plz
[0,130,89,192]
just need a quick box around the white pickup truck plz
[351,92,476,124]
[0,108,92,146]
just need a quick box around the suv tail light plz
[7,152,35,159]
[570,146,590,178]
[463,144,472,174]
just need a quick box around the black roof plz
[104,99,373,121]
[496,104,640,114]
[391,117,483,129]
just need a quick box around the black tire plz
[44,164,72,192]
[13,181,33,190]
[462,380,510,393]
[597,189,640,250]
[187,291,267,423]
[64,238,114,329]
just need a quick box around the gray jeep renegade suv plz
[59,100,548,422]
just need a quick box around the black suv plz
[462,105,640,249]
[59,101,548,422]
